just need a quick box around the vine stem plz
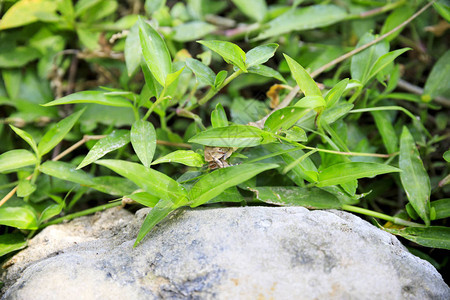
[254,0,435,128]
[341,204,425,228]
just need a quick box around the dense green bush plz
[0,0,449,276]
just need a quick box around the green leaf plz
[0,0,57,30]
[407,199,450,221]
[253,5,347,41]
[423,50,450,100]
[372,111,398,154]
[2,69,22,99]
[135,198,176,246]
[231,0,267,21]
[284,54,322,97]
[165,67,185,89]
[0,233,27,257]
[9,125,39,155]
[381,226,450,250]
[444,150,450,162]
[0,150,37,173]
[284,126,307,142]
[350,32,389,84]
[324,78,349,107]
[250,186,342,209]
[90,176,138,196]
[320,103,353,125]
[0,206,38,230]
[39,203,63,223]
[381,7,414,42]
[265,144,318,184]
[430,199,450,220]
[37,108,85,157]
[264,106,308,133]
[245,43,278,68]
[77,130,130,169]
[16,180,36,198]
[247,65,285,83]
[207,187,245,204]
[151,150,204,167]
[186,58,215,87]
[43,91,133,108]
[197,40,247,72]
[40,161,94,186]
[95,159,188,204]
[433,1,450,22]
[189,125,276,147]
[189,163,278,207]
[214,70,228,89]
[294,96,326,109]
[0,46,40,68]
[366,48,410,83]
[125,192,159,207]
[131,120,156,168]
[211,103,228,128]
[138,17,172,86]
[399,126,431,226]
[317,162,401,187]
[124,21,141,77]
[173,21,216,42]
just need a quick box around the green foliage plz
[0,0,448,270]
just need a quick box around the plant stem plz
[341,204,425,227]
[198,69,243,106]
[143,89,166,121]
[39,201,122,229]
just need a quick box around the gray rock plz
[1,206,448,299]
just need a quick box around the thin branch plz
[397,79,450,108]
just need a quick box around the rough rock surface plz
[1,206,448,299]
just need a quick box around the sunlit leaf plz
[399,126,431,226]
[125,192,159,207]
[245,43,278,67]
[247,65,285,83]
[317,162,401,187]
[151,150,204,167]
[197,40,247,72]
[324,78,349,107]
[264,106,308,133]
[254,5,347,41]
[43,91,133,108]
[381,225,450,250]
[284,54,322,97]
[96,159,188,204]
[138,17,172,86]
[131,120,156,168]
[38,108,85,156]
[211,103,228,128]
[39,203,63,223]
[0,150,37,173]
[189,163,278,207]
[9,125,38,155]
[77,130,130,169]
[40,161,94,186]
[186,58,215,87]
[189,125,276,147]
[0,206,38,230]
[231,0,267,22]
